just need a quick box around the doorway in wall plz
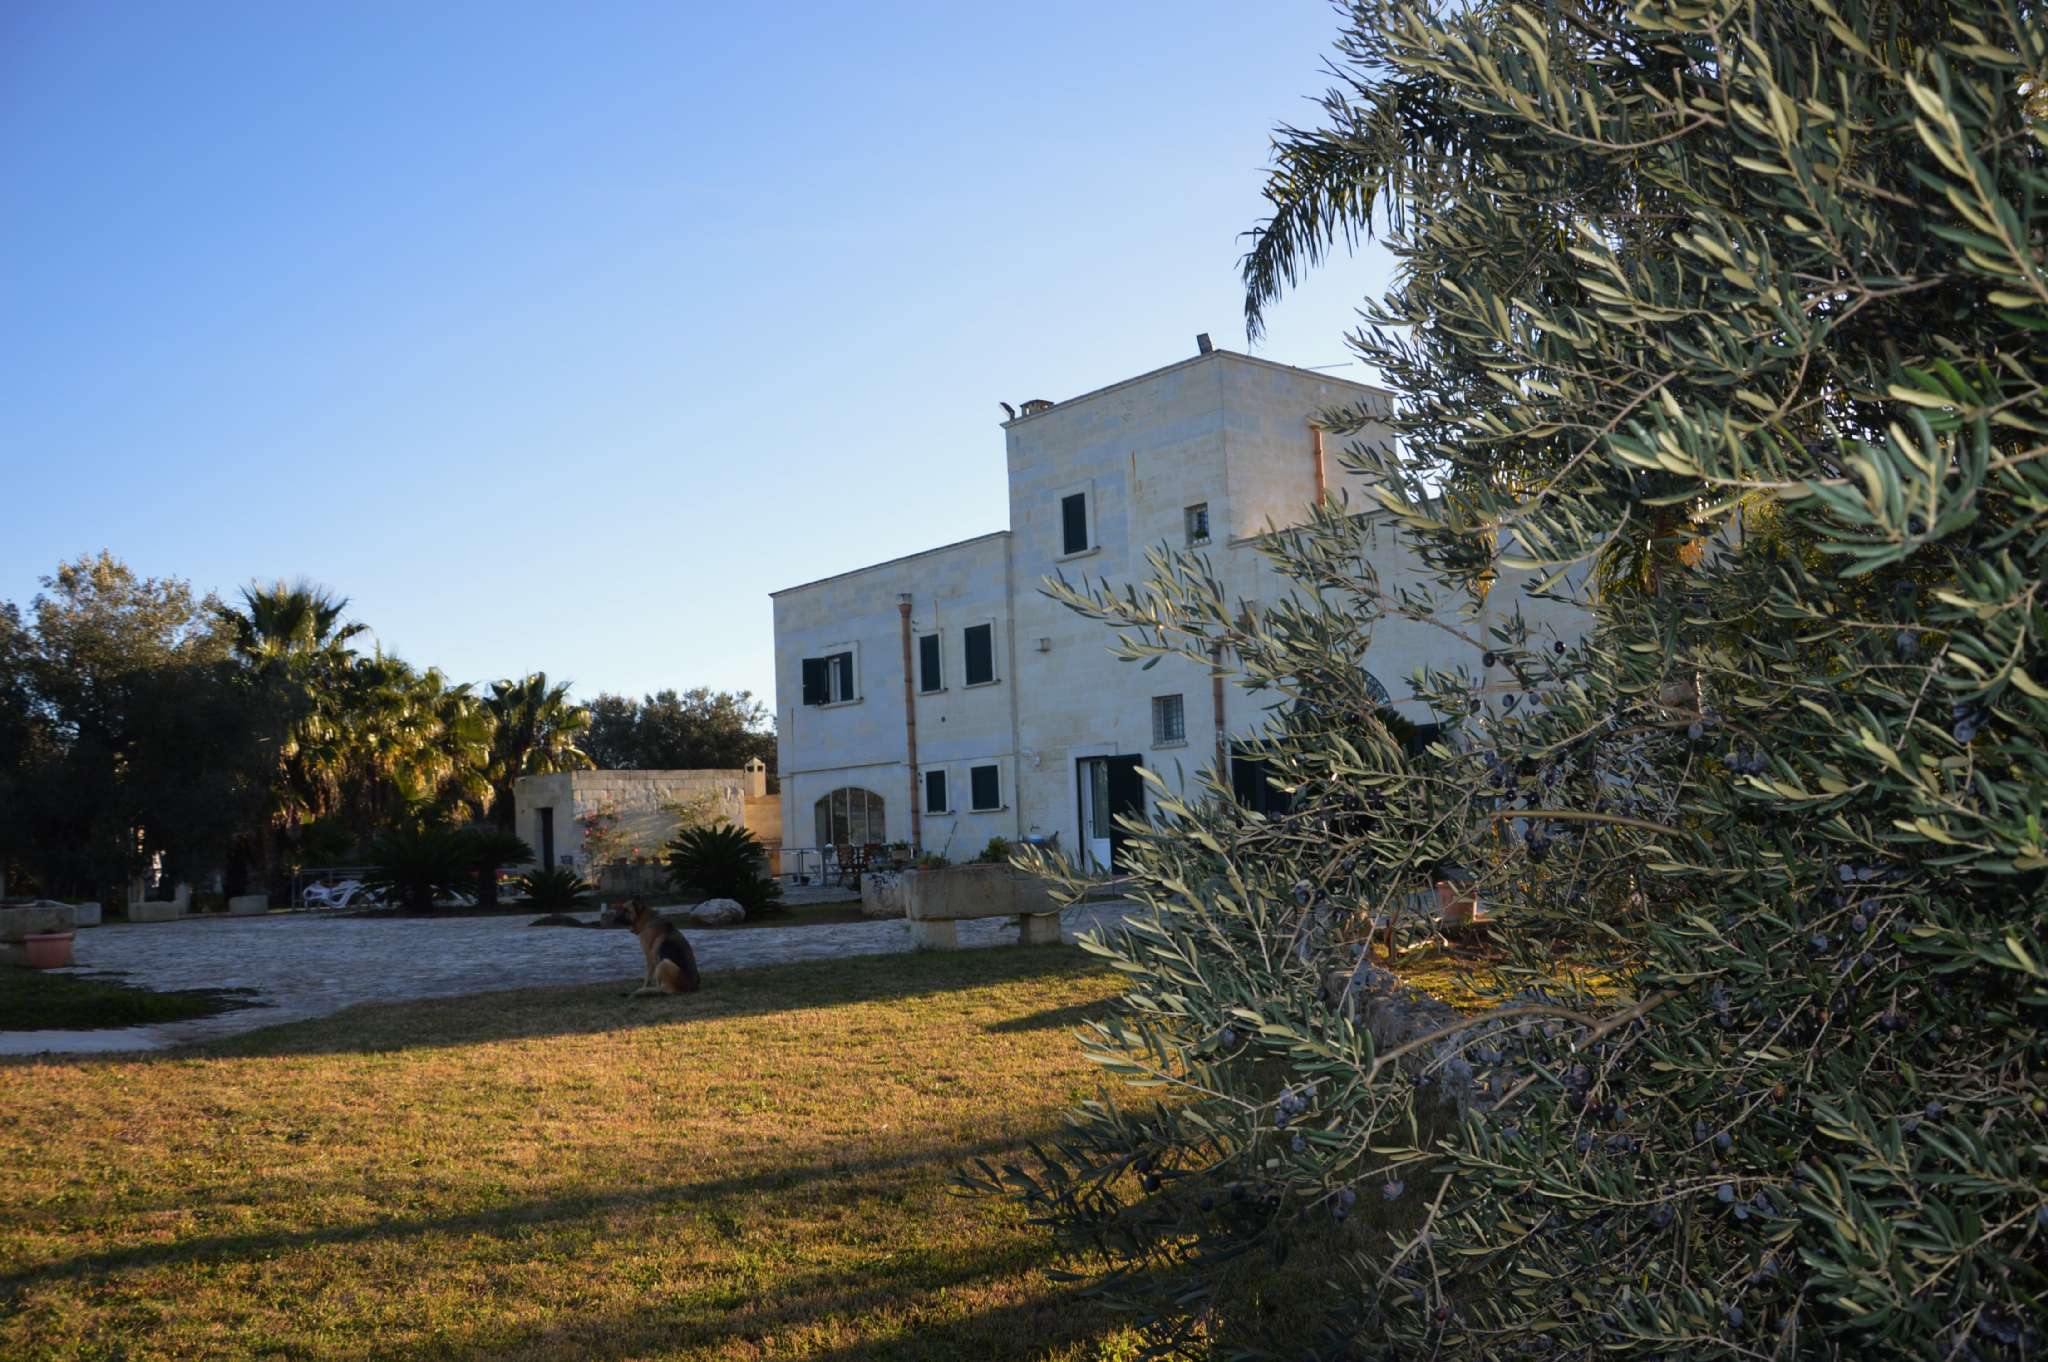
[1077,756,1144,873]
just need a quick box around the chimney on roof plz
[1196,333,1214,355]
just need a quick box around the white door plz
[1079,759,1112,872]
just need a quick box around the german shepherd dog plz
[621,899,701,996]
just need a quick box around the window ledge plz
[963,678,1002,689]
[1152,740,1188,750]
[1055,545,1099,562]
[968,805,1008,814]
[812,696,863,710]
[918,687,947,697]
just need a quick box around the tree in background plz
[0,603,50,896]
[482,672,592,829]
[216,580,363,880]
[977,2,2048,1357]
[4,554,274,901]
[583,687,774,777]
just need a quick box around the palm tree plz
[458,826,534,909]
[217,580,366,665]
[217,582,365,885]
[483,672,593,828]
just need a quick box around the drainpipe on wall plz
[1310,423,1328,502]
[899,593,922,854]
[1211,642,1228,776]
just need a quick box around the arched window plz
[814,787,886,847]
[1362,670,1390,706]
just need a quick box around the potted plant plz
[21,930,75,969]
[888,840,912,869]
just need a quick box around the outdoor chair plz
[303,880,377,910]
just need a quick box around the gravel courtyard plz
[0,901,1134,1056]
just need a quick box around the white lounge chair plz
[303,880,379,910]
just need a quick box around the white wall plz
[772,532,1020,860]
[769,347,1593,870]
[513,769,753,868]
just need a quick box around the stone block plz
[859,870,907,919]
[71,902,102,928]
[228,894,270,916]
[1017,912,1063,945]
[909,918,958,950]
[902,864,1018,922]
[0,903,73,941]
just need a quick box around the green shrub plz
[455,827,533,909]
[971,837,1012,866]
[516,867,590,911]
[664,823,782,916]
[971,3,2048,1357]
[362,824,472,913]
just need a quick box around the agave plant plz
[665,823,781,916]
[516,866,590,911]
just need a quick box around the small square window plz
[969,764,1001,811]
[924,769,949,814]
[1152,694,1186,746]
[1184,503,1210,545]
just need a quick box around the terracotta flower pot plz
[22,931,75,969]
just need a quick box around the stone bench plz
[901,864,1065,949]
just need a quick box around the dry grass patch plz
[0,947,1150,1362]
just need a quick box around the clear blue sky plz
[1,1,1392,707]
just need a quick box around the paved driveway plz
[1,902,1134,1056]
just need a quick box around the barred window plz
[1152,693,1186,745]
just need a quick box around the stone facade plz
[772,345,1591,872]
[512,763,770,873]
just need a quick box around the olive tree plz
[971,2,2048,1357]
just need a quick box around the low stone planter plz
[901,864,1063,949]
[228,893,271,916]
[21,930,74,969]
[71,902,102,928]
[127,901,185,923]
[2,902,76,965]
[859,870,907,920]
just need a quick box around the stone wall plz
[514,764,766,871]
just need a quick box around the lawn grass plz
[0,970,247,1031]
[0,947,1146,1362]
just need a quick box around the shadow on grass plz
[0,1129,1048,1294]
[0,971,264,1031]
[4,945,1113,1067]
[984,996,1119,1035]
[446,1267,1155,1362]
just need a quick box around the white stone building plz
[512,764,773,872]
[771,343,1583,873]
